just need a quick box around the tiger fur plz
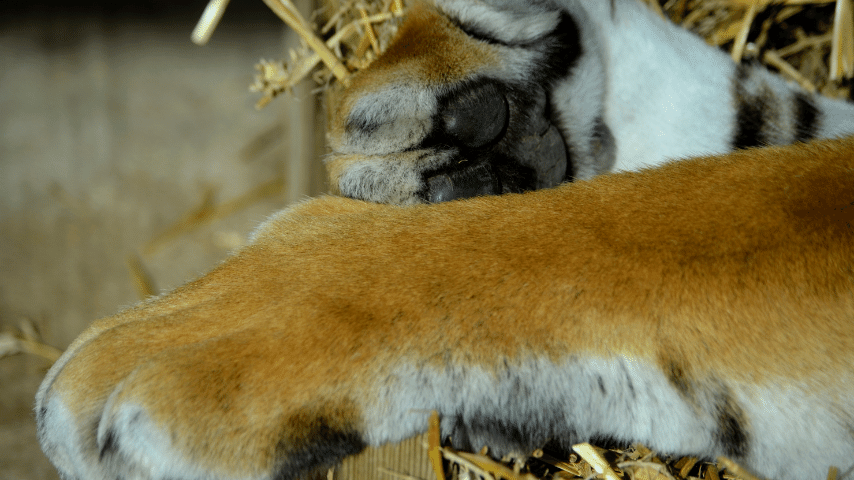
[37,136,854,480]
[325,0,854,204]
[36,1,854,479]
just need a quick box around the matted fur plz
[37,137,854,480]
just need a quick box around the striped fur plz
[37,2,854,479]
[326,0,854,204]
[37,136,854,480]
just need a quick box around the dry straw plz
[410,411,843,480]
[0,2,847,475]
[0,318,62,364]
[5,0,842,477]
[193,0,405,107]
[191,0,852,105]
[642,0,853,97]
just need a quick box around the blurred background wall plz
[0,1,326,477]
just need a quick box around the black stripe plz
[99,428,118,461]
[453,20,512,47]
[793,91,819,142]
[451,12,581,84]
[715,391,750,458]
[274,409,366,480]
[732,64,769,150]
[664,359,692,398]
[542,13,583,81]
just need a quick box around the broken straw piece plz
[731,1,760,63]
[830,0,854,80]
[192,0,231,45]
[573,443,621,480]
[428,411,445,480]
[261,0,352,86]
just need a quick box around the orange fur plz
[352,4,495,86]
[326,3,499,152]
[39,137,854,479]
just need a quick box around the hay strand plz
[827,466,839,480]
[763,49,818,91]
[0,319,62,364]
[428,411,446,480]
[248,0,404,106]
[830,0,854,79]
[237,0,854,107]
[144,175,285,254]
[261,0,352,86]
[731,1,761,63]
[715,457,762,480]
[192,0,231,45]
[572,443,622,480]
[127,254,157,299]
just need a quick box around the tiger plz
[36,1,854,480]
[37,136,854,480]
[325,0,854,205]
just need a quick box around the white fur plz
[736,384,854,480]
[335,84,437,156]
[39,394,103,480]
[549,20,610,177]
[35,2,854,479]
[437,0,562,44]
[330,0,854,199]
[333,149,457,204]
[39,363,264,480]
[588,0,739,171]
[818,94,854,138]
[360,355,854,480]
[37,300,854,480]
[96,397,258,480]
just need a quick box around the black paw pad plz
[441,82,508,149]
